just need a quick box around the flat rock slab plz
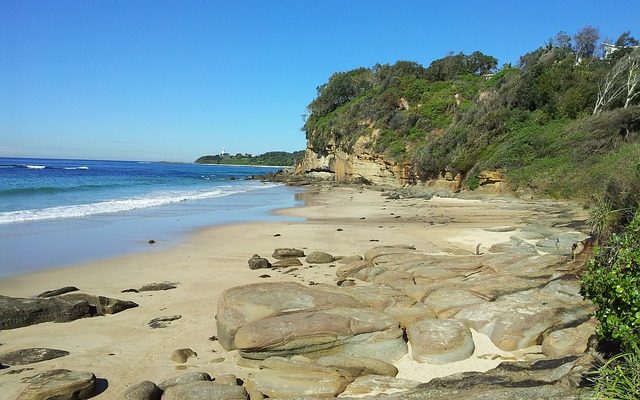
[37,286,79,298]
[18,369,96,400]
[407,319,474,364]
[0,348,69,366]
[375,355,583,400]
[148,315,181,329]
[340,375,421,397]
[138,282,178,291]
[162,381,248,400]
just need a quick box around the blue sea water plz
[0,157,301,277]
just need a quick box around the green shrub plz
[581,211,640,349]
[593,342,640,400]
[466,174,480,190]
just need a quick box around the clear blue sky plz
[1,1,638,162]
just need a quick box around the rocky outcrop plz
[295,140,414,186]
[0,293,138,330]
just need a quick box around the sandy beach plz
[0,185,588,398]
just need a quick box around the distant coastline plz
[195,150,304,167]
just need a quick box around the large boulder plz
[235,307,407,361]
[17,369,96,400]
[407,319,475,364]
[216,282,363,350]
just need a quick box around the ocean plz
[0,157,301,278]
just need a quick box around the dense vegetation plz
[303,29,640,396]
[195,151,304,166]
[303,29,640,201]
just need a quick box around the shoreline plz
[0,185,589,398]
[0,184,303,279]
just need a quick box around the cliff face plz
[295,134,414,186]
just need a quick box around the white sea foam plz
[63,166,89,170]
[25,165,46,169]
[0,184,280,224]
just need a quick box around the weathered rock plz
[170,348,197,363]
[216,282,363,350]
[124,380,161,400]
[0,295,91,330]
[384,302,435,329]
[247,255,271,270]
[315,355,398,377]
[157,372,212,390]
[214,373,239,386]
[37,286,79,298]
[305,251,335,264]
[407,319,475,364]
[373,355,585,399]
[60,293,138,315]
[454,279,594,351]
[148,315,181,329]
[162,381,248,400]
[337,255,363,264]
[18,369,96,400]
[271,258,303,267]
[542,319,597,357]
[138,282,178,291]
[340,375,421,397]
[423,289,487,318]
[336,260,371,279]
[246,358,351,399]
[0,348,69,366]
[364,245,416,262]
[235,307,406,361]
[272,248,305,259]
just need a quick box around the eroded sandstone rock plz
[407,319,474,364]
[18,369,96,400]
